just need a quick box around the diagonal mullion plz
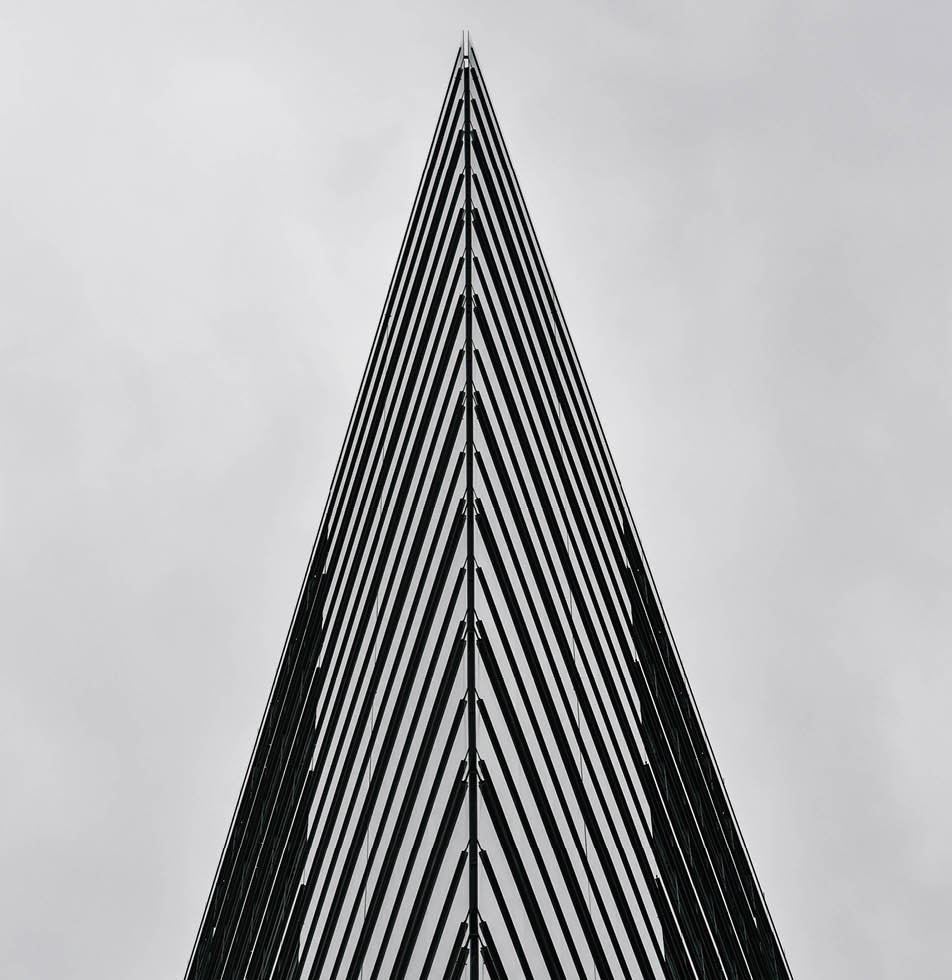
[304,663,464,980]
[479,921,513,980]
[471,172,637,681]
[475,610,641,978]
[315,214,464,680]
[207,247,466,980]
[233,508,461,980]
[636,670,759,979]
[387,768,468,980]
[470,228,636,719]
[476,559,659,977]
[361,693,467,980]
[473,370,652,862]
[626,540,771,947]
[317,600,467,980]
[478,851,535,980]
[236,393,465,980]
[318,116,464,603]
[472,329,654,865]
[322,642,467,980]
[306,338,465,828]
[306,344,465,807]
[296,484,464,940]
[479,946,501,980]
[477,766,569,980]
[316,157,465,647]
[197,618,323,977]
[472,281,641,748]
[469,158,624,592]
[475,686,622,980]
[298,495,466,962]
[472,256,644,772]
[622,534,775,969]
[476,699,590,980]
[467,58,626,559]
[302,679,464,980]
[438,925,469,980]
[468,136,623,595]
[304,427,464,850]
[474,486,664,968]
[474,58,788,972]
[218,396,466,980]
[332,629,467,980]
[324,82,465,531]
[313,296,462,740]
[467,71,629,593]
[419,860,467,980]
[182,56,467,979]
[472,321,655,858]
[271,570,465,976]
[468,97,626,557]
[471,76,773,954]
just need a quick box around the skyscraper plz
[183,39,794,980]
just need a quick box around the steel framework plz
[182,40,794,980]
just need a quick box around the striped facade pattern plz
[183,44,794,980]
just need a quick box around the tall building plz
[183,39,794,980]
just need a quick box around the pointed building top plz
[182,45,795,980]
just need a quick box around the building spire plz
[181,43,795,980]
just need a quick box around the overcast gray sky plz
[1,1,950,977]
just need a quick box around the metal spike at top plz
[181,44,795,980]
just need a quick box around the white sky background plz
[1,1,950,977]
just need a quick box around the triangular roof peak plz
[182,45,794,980]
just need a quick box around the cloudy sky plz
[2,1,950,977]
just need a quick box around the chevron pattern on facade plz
[182,40,794,980]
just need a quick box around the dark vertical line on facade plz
[463,36,479,980]
[181,42,797,980]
